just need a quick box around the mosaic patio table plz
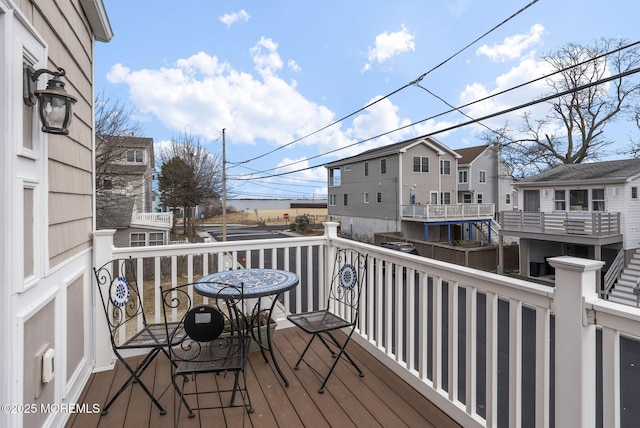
[195,269,299,386]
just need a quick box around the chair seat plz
[288,310,353,334]
[175,335,251,376]
[121,322,184,348]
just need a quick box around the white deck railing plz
[93,223,640,427]
[402,203,495,221]
[131,212,173,229]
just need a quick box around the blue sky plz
[96,0,639,200]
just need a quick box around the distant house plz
[96,135,172,246]
[499,159,640,303]
[326,136,495,242]
[455,144,513,215]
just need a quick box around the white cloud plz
[218,9,250,28]
[459,52,556,136]
[288,59,301,73]
[476,24,546,62]
[107,37,462,181]
[250,37,284,76]
[446,0,471,17]
[363,24,415,72]
[107,41,336,147]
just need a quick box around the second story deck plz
[402,203,495,222]
[500,210,622,244]
[89,223,640,428]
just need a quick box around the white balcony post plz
[548,256,604,428]
[93,229,116,371]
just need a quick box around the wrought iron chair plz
[287,247,368,392]
[161,282,254,426]
[93,257,185,415]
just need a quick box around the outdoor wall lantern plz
[23,65,77,135]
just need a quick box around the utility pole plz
[222,128,227,242]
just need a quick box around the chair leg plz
[293,334,317,370]
[314,332,364,393]
[102,349,166,415]
[173,375,194,424]
[325,331,365,377]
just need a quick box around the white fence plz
[93,223,640,427]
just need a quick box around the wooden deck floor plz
[67,327,460,427]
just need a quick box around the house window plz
[380,159,387,174]
[364,192,370,203]
[364,162,369,176]
[479,170,487,183]
[440,160,451,175]
[377,192,382,203]
[459,170,468,183]
[130,233,146,247]
[506,193,511,205]
[149,232,164,246]
[569,189,588,211]
[330,168,341,187]
[477,193,483,204]
[440,192,451,204]
[554,190,566,211]
[344,194,348,206]
[413,156,429,173]
[633,187,638,199]
[592,188,605,211]
[463,193,472,203]
[127,150,144,163]
[329,194,336,206]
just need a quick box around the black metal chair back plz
[160,282,253,426]
[326,248,367,325]
[93,257,180,416]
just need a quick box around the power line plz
[232,0,540,166]
[232,65,640,181]
[234,40,640,177]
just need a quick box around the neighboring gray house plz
[96,135,172,246]
[326,136,495,242]
[499,159,640,304]
[456,144,513,215]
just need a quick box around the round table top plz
[195,268,299,298]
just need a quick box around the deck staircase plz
[609,248,640,307]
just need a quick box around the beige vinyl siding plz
[28,0,97,268]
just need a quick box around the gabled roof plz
[324,135,459,168]
[515,159,640,187]
[455,145,490,166]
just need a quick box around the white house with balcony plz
[96,135,172,246]
[498,158,640,302]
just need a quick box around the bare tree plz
[158,133,222,236]
[625,106,640,158]
[95,92,144,184]
[485,39,640,179]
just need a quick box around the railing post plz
[93,229,116,371]
[548,256,604,428]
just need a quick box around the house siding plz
[622,180,640,250]
[0,1,109,426]
[329,155,399,221]
[401,145,457,205]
